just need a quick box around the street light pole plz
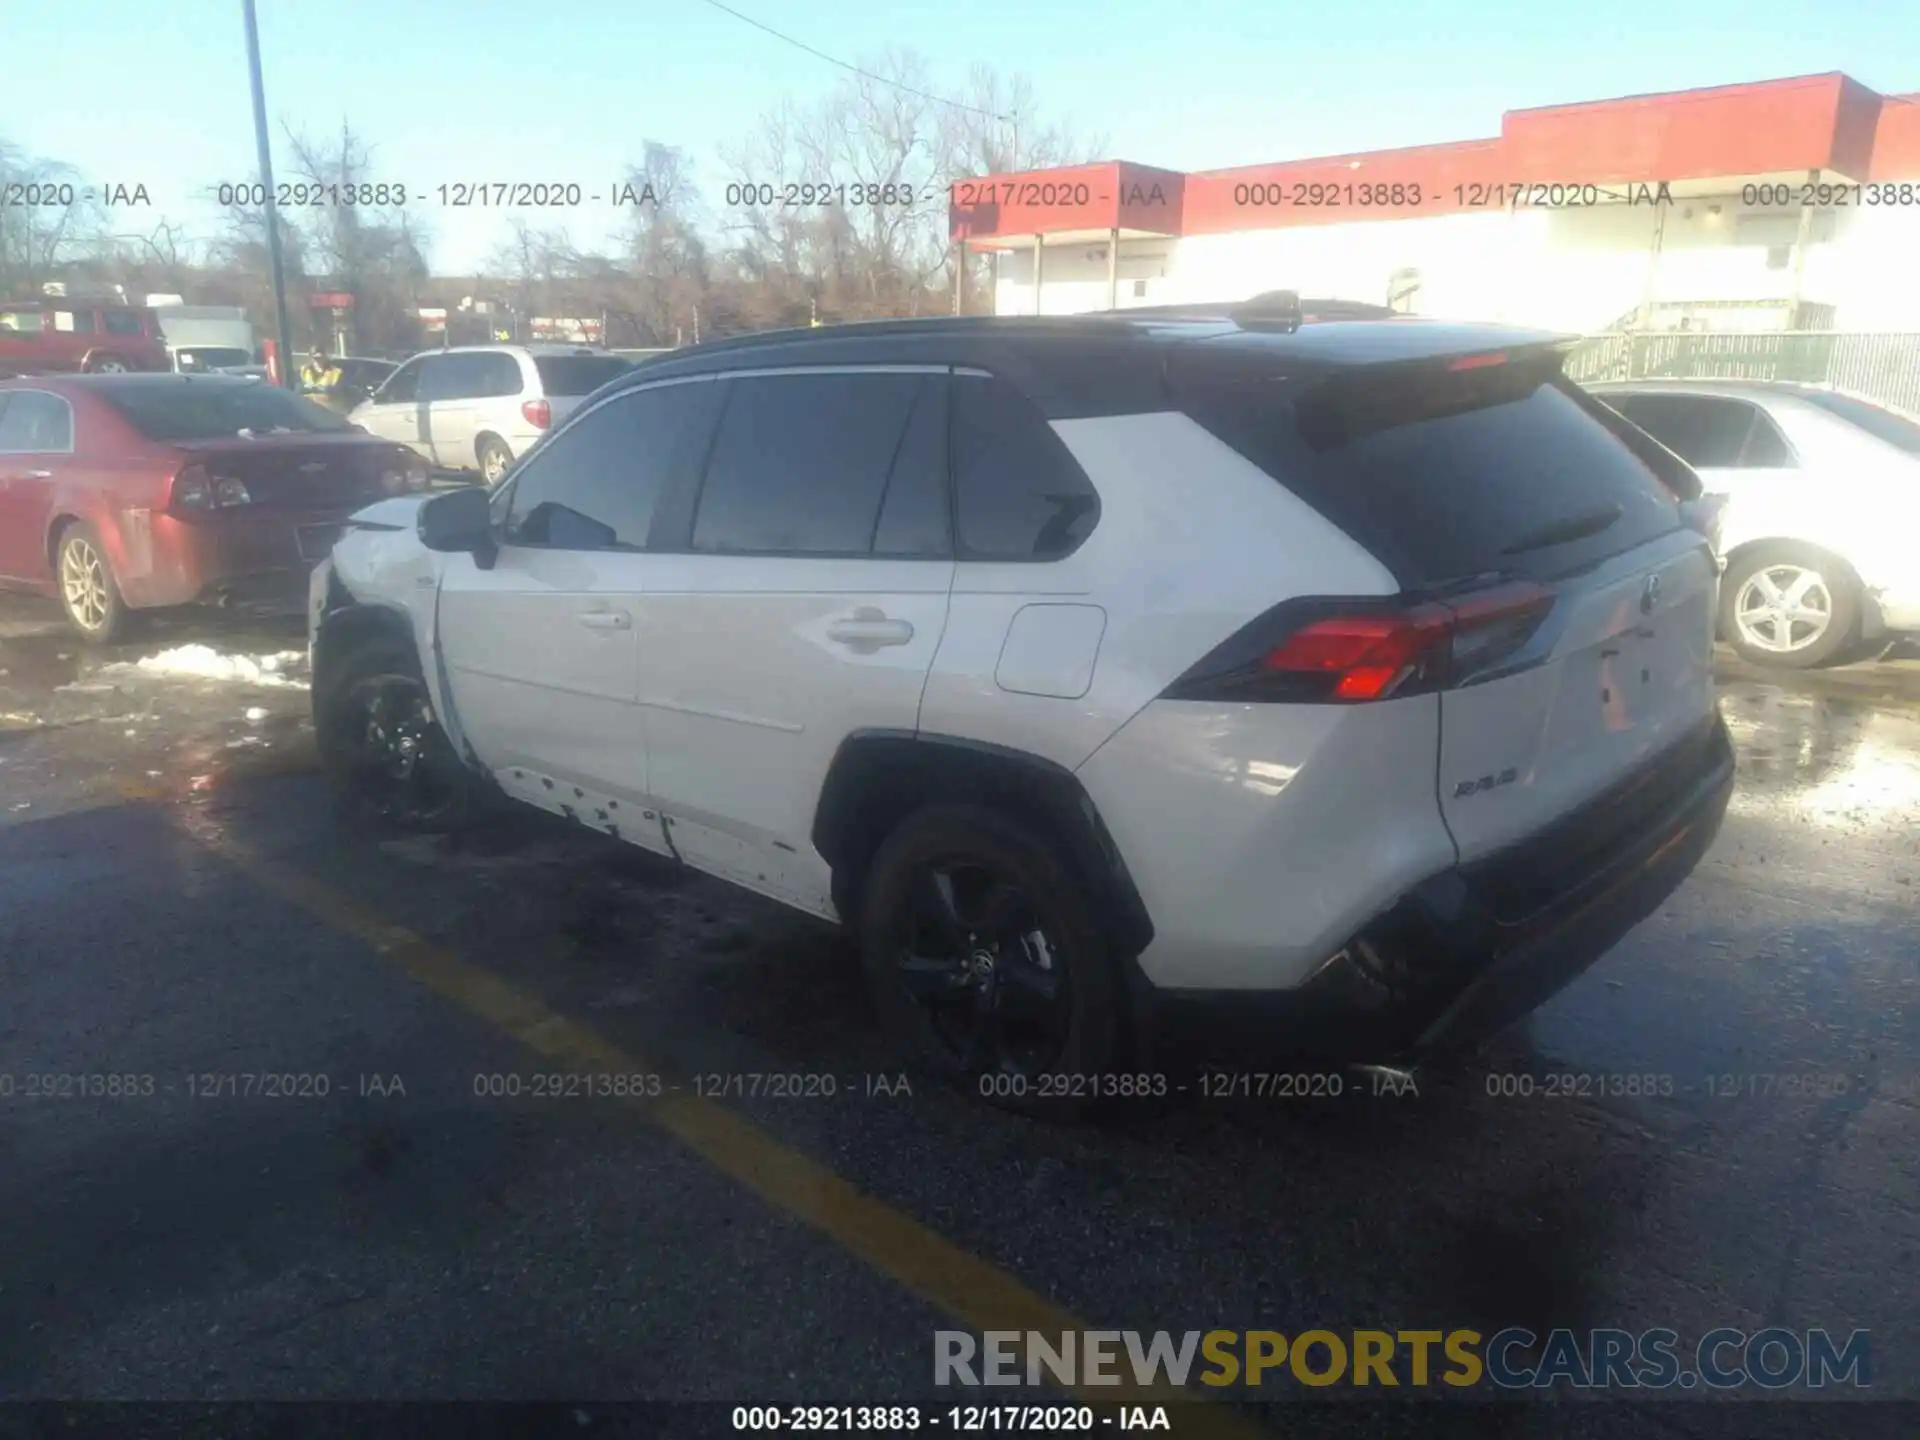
[243,0,295,386]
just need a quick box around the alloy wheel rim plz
[1734,564,1833,654]
[483,449,507,481]
[895,859,1071,1077]
[94,358,128,373]
[341,673,460,824]
[59,539,110,631]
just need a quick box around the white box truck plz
[146,298,257,373]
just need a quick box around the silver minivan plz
[349,345,634,482]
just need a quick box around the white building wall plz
[993,193,1913,333]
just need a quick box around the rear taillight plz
[522,398,551,429]
[169,463,250,512]
[1167,582,1554,704]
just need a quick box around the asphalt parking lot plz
[2,593,1918,1436]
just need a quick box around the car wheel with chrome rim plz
[1720,543,1859,670]
[56,522,132,643]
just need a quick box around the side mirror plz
[417,485,494,558]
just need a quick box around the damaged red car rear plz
[0,374,429,641]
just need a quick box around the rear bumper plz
[114,508,351,609]
[1139,713,1736,1065]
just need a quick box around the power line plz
[694,0,1011,123]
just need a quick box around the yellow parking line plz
[139,787,1264,1435]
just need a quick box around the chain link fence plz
[1565,331,1920,417]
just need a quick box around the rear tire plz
[857,803,1121,1118]
[56,522,132,644]
[1720,543,1858,670]
[477,435,513,485]
[314,631,479,831]
[86,354,130,374]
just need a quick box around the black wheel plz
[858,804,1121,1117]
[314,633,477,830]
[56,521,132,643]
[476,434,513,485]
[1720,542,1859,669]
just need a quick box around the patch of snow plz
[95,645,310,689]
[244,706,268,722]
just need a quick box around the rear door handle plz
[827,614,914,647]
[576,610,631,631]
[23,469,51,480]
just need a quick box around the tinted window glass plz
[1797,391,1920,456]
[55,309,95,334]
[98,381,351,440]
[1185,362,1680,588]
[505,381,720,550]
[1605,394,1757,468]
[690,372,925,555]
[174,346,254,373]
[0,309,41,334]
[378,360,423,404]
[534,355,632,396]
[475,352,523,397]
[0,392,72,451]
[420,353,491,401]
[951,374,1100,560]
[873,379,951,557]
[103,310,145,336]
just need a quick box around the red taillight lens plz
[1447,351,1509,372]
[1173,582,1555,705]
[1261,610,1454,701]
[522,398,551,429]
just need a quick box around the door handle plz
[23,469,51,480]
[827,614,914,647]
[576,610,631,631]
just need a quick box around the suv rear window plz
[97,381,353,440]
[1183,356,1684,589]
[533,355,632,396]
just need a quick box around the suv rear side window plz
[951,374,1100,560]
[533,355,632,396]
[1184,358,1682,589]
[103,310,146,336]
[690,371,938,556]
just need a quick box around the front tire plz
[1720,543,1858,669]
[56,522,132,643]
[314,631,478,831]
[857,804,1121,1117]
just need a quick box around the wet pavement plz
[1,591,1918,1434]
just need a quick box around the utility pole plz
[243,0,294,386]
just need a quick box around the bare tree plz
[0,138,108,296]
[284,121,429,353]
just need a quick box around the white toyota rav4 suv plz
[310,300,1735,1108]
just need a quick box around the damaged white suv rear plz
[309,302,1735,1110]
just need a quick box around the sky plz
[6,0,1916,276]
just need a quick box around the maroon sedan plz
[0,374,429,641]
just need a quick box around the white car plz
[348,344,634,484]
[1592,380,1920,668]
[310,305,1735,1110]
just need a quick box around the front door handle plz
[576,610,631,631]
[23,469,52,480]
[827,612,914,648]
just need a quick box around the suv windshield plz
[532,355,631,396]
[1797,390,1920,457]
[97,381,354,440]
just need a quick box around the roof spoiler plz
[1120,292,1398,333]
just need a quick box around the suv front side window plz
[503,380,722,551]
[376,359,424,404]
